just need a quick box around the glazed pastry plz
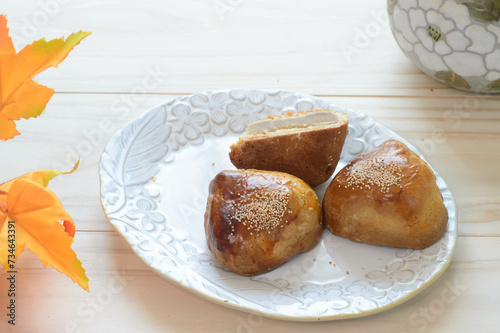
[229,109,349,187]
[204,169,322,276]
[322,140,448,249]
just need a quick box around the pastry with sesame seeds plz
[322,140,448,249]
[204,169,322,276]
[229,109,348,187]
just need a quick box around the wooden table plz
[1,1,499,332]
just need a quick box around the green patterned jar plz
[388,0,500,93]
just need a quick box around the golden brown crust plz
[322,140,448,249]
[229,110,349,187]
[204,169,322,276]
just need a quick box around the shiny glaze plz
[329,140,434,222]
[206,170,298,258]
[323,140,448,248]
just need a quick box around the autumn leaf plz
[0,14,91,140]
[0,161,89,291]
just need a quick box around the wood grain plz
[1,0,499,332]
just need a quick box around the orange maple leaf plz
[0,14,91,140]
[0,161,89,291]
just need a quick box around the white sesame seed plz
[345,159,402,193]
[229,190,290,232]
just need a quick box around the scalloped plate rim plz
[99,88,457,322]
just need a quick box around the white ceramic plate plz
[99,89,457,321]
